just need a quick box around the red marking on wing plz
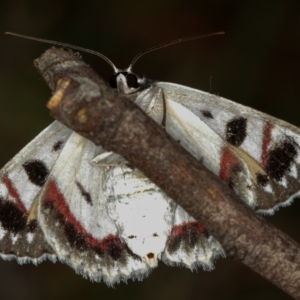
[169,222,205,238]
[219,146,239,181]
[2,176,27,214]
[261,123,273,167]
[166,221,206,249]
[100,234,126,250]
[44,180,122,250]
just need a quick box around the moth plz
[1,33,299,285]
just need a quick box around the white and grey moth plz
[1,34,299,285]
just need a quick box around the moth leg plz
[92,151,114,164]
[92,152,128,167]
[136,87,167,127]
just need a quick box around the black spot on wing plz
[52,140,64,152]
[76,181,92,205]
[23,160,49,186]
[226,117,247,147]
[0,199,27,233]
[64,222,89,251]
[106,239,123,260]
[256,173,269,187]
[27,219,38,232]
[201,110,214,119]
[265,139,297,181]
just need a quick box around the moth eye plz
[109,74,118,88]
[126,74,139,88]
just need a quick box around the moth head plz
[108,71,147,94]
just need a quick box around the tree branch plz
[35,47,300,299]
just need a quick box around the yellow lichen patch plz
[76,107,88,123]
[47,78,71,110]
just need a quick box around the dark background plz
[0,1,300,299]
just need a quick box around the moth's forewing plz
[0,122,71,262]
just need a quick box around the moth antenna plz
[127,31,225,72]
[5,32,119,73]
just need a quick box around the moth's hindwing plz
[0,121,71,263]
[37,132,152,284]
[35,129,224,284]
[162,205,225,270]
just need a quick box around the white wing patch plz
[105,166,175,267]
